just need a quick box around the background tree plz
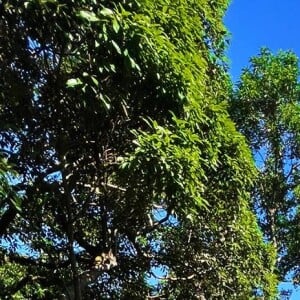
[230,48,300,283]
[1,1,277,299]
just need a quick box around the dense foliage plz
[230,49,300,284]
[0,0,277,299]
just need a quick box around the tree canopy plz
[230,48,300,286]
[0,0,277,299]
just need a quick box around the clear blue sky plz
[225,1,300,299]
[225,0,300,82]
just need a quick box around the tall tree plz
[230,48,300,282]
[1,1,276,299]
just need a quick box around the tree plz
[0,1,277,299]
[230,48,300,283]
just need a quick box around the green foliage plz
[230,48,300,282]
[0,260,46,299]
[0,1,277,299]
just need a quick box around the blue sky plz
[225,1,300,299]
[225,0,300,82]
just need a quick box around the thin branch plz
[142,207,173,235]
[284,162,300,181]
[83,182,126,193]
[5,252,70,269]
[150,270,195,281]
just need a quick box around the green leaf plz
[10,197,22,213]
[77,10,99,22]
[99,93,111,110]
[66,78,83,87]
[111,40,121,54]
[100,7,114,16]
[112,18,120,33]
[91,76,98,86]
[128,56,140,71]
